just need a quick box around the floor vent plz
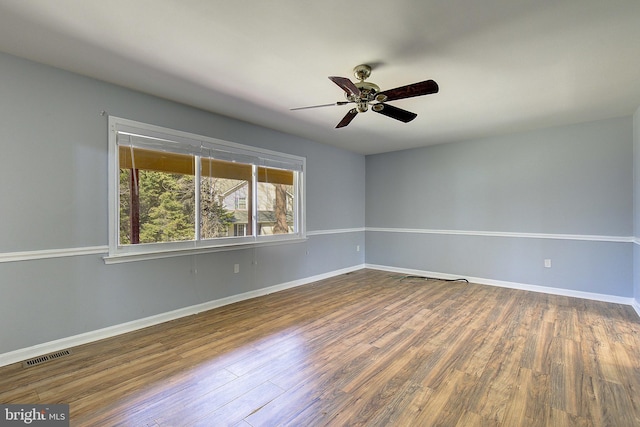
[23,349,72,367]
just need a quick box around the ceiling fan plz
[291,64,439,128]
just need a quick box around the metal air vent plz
[23,349,72,367]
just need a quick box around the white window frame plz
[105,117,306,263]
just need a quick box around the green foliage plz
[140,190,194,243]
[119,170,132,244]
[119,169,235,245]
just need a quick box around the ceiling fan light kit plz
[291,64,439,128]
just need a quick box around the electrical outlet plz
[544,259,551,268]
[356,245,360,252]
[234,263,240,273]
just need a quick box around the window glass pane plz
[257,167,295,235]
[200,158,252,239]
[119,169,195,245]
[118,145,196,245]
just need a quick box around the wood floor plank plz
[524,370,551,426]
[500,367,532,426]
[190,381,284,427]
[413,368,467,426]
[0,269,638,426]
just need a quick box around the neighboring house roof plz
[220,181,294,199]
[220,181,247,198]
[231,210,293,224]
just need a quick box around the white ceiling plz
[0,0,639,155]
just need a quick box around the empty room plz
[1,1,639,426]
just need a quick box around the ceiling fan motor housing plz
[346,81,381,112]
[346,65,386,111]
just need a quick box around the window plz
[235,195,247,210]
[108,117,305,260]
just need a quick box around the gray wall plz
[366,117,634,297]
[634,106,640,304]
[0,52,365,354]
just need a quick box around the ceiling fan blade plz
[376,79,439,102]
[290,101,351,111]
[336,108,358,128]
[372,103,417,123]
[329,76,361,97]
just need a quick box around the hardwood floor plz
[1,269,639,426]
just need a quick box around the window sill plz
[103,237,307,264]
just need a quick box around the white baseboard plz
[632,299,640,318]
[365,264,637,307]
[0,264,364,368]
